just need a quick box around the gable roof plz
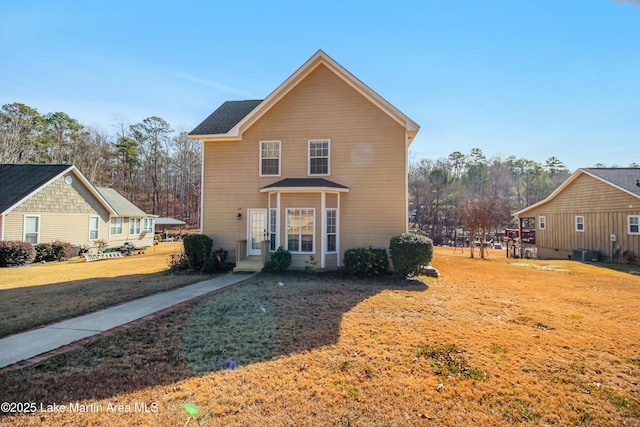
[189,100,262,135]
[0,164,117,216]
[0,164,72,213]
[515,167,640,217]
[96,187,149,217]
[189,50,419,144]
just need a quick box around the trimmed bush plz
[182,234,213,270]
[34,243,54,262]
[267,246,291,272]
[389,232,434,277]
[343,247,389,277]
[35,241,74,262]
[0,240,36,267]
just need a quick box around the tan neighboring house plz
[189,50,420,270]
[514,168,640,263]
[0,164,156,252]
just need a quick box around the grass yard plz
[1,247,640,426]
[0,242,204,337]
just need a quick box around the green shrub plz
[51,240,73,261]
[267,246,291,272]
[0,240,36,267]
[389,232,434,277]
[35,241,74,262]
[182,234,213,270]
[35,243,54,262]
[343,247,389,277]
[201,248,230,274]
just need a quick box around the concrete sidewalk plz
[0,272,256,369]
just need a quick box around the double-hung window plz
[575,216,585,232]
[24,215,40,244]
[89,216,100,240]
[539,216,546,230]
[309,139,329,175]
[143,218,154,233]
[110,218,123,235]
[129,218,141,235]
[260,141,281,176]
[326,209,337,253]
[629,215,640,235]
[286,208,314,253]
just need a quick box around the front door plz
[248,209,267,256]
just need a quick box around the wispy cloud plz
[172,71,255,98]
[612,0,640,8]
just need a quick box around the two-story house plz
[189,50,420,270]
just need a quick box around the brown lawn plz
[0,242,203,337]
[1,247,639,426]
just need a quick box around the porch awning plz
[260,178,349,193]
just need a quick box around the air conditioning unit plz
[572,249,601,262]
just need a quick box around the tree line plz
[2,102,636,242]
[0,102,201,226]
[410,148,637,257]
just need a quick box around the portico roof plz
[260,178,349,193]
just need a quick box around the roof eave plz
[260,186,349,193]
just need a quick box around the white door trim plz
[247,209,267,256]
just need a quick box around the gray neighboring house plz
[0,164,156,251]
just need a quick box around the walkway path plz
[0,272,256,370]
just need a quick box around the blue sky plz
[1,0,639,171]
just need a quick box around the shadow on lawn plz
[0,272,428,411]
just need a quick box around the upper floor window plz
[260,141,281,176]
[309,139,330,176]
[629,215,640,235]
[575,216,584,232]
[539,216,546,230]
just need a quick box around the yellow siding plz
[202,64,408,266]
[524,174,640,261]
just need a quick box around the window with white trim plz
[89,216,100,240]
[129,218,141,235]
[24,215,39,244]
[628,215,640,235]
[143,218,154,233]
[539,216,546,230]
[309,139,329,175]
[286,208,314,253]
[260,141,281,176]
[270,209,278,251]
[326,209,337,253]
[110,218,123,235]
[575,216,584,232]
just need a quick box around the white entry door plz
[248,209,267,256]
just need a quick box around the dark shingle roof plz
[189,100,263,135]
[582,168,640,197]
[261,178,349,190]
[0,164,71,213]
